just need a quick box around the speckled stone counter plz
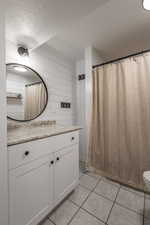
[7,120,81,146]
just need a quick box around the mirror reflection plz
[7,63,48,121]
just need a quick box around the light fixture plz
[143,0,150,10]
[17,46,29,57]
[14,66,27,72]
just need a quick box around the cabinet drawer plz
[8,131,79,170]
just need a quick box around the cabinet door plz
[54,145,79,205]
[9,156,54,225]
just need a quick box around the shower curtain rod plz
[25,81,42,87]
[92,48,150,69]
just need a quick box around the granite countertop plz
[7,120,81,146]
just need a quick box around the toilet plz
[143,171,150,191]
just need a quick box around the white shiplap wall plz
[6,41,76,125]
[0,5,8,225]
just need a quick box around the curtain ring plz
[133,56,137,62]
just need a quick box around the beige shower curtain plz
[25,82,46,120]
[89,52,150,189]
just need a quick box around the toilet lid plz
[143,171,150,182]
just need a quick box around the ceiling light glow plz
[14,66,27,72]
[143,0,150,10]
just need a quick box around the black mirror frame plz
[6,63,48,122]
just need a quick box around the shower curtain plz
[25,82,46,120]
[89,52,150,189]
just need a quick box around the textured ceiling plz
[6,0,150,61]
[52,0,150,60]
[6,0,107,49]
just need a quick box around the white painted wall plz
[76,60,86,162]
[0,5,8,225]
[6,41,76,125]
[76,47,103,164]
[92,47,104,66]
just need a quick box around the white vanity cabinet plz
[9,156,54,225]
[8,131,79,225]
[54,145,79,206]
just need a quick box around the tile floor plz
[40,171,150,225]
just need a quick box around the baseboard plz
[79,161,88,172]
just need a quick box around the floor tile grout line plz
[79,175,102,192]
[48,214,57,225]
[49,172,102,225]
[93,189,119,203]
[49,200,80,225]
[121,183,146,193]
[92,176,121,203]
[80,176,102,207]
[79,176,108,224]
[105,184,121,224]
[101,178,121,188]
[73,173,121,224]
[79,175,102,208]
[143,193,146,225]
[144,194,150,221]
[79,183,97,191]
[48,171,89,225]
[67,179,100,225]
[67,175,104,225]
[115,186,145,217]
[144,193,150,221]
[49,172,146,225]
[90,184,145,218]
[101,178,145,197]
[78,183,95,191]
[80,173,101,183]
[48,217,56,225]
[45,172,146,225]
[120,185,145,198]
[66,206,81,225]
[115,201,145,217]
[68,199,82,208]
[68,184,95,208]
[71,178,148,225]
[48,195,80,225]
[143,193,150,224]
[81,207,106,224]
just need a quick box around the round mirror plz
[7,63,48,122]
